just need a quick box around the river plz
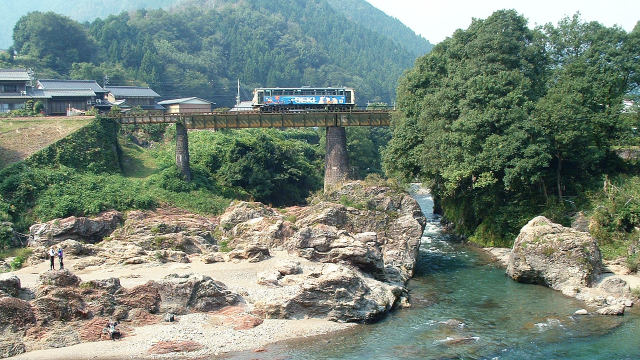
[229,191,640,359]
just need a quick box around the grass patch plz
[119,139,160,178]
[284,214,297,223]
[218,240,232,253]
[339,195,365,210]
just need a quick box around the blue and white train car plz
[252,87,355,111]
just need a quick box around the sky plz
[365,0,640,43]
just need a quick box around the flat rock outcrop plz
[28,211,123,246]
[0,270,243,354]
[506,216,602,292]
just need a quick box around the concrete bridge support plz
[175,122,192,181]
[324,126,349,192]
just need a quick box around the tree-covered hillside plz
[325,0,433,56]
[3,0,427,105]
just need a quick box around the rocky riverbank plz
[484,216,639,316]
[0,181,426,359]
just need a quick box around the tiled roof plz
[37,79,105,93]
[0,68,30,81]
[158,97,212,105]
[35,89,96,98]
[105,86,160,98]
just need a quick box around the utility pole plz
[236,79,241,106]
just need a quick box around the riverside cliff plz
[0,181,425,359]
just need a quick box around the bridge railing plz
[112,109,392,129]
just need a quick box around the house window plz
[0,104,9,113]
[2,85,18,93]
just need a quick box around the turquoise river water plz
[229,192,640,359]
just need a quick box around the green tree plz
[385,11,640,245]
[534,15,638,200]
[13,11,96,73]
[385,10,550,243]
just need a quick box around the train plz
[252,87,355,111]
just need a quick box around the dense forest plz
[2,0,427,106]
[324,0,433,57]
[384,10,640,260]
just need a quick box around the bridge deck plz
[112,110,391,129]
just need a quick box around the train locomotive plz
[252,87,355,111]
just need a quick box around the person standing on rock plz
[48,247,55,270]
[57,247,64,269]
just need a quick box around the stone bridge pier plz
[175,122,192,181]
[324,126,349,191]
[173,123,350,191]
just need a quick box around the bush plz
[9,248,32,270]
[33,100,44,114]
[589,175,640,259]
[627,253,639,273]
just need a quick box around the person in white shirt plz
[48,247,55,270]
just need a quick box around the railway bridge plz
[111,110,392,191]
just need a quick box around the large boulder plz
[28,211,123,246]
[506,216,602,293]
[219,201,280,229]
[253,264,402,322]
[296,182,426,283]
[288,225,384,278]
[38,270,81,288]
[0,297,36,331]
[156,273,240,314]
[226,243,270,263]
[0,275,21,297]
[32,288,90,323]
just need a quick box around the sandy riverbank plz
[3,251,356,359]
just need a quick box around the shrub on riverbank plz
[589,175,640,263]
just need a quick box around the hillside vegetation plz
[325,0,433,56]
[2,0,427,105]
[0,117,92,169]
[0,117,390,250]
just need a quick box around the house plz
[0,68,31,113]
[157,97,213,113]
[35,79,108,115]
[105,86,164,111]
